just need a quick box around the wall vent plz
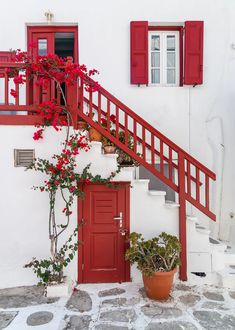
[14,149,35,167]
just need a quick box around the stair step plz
[102,154,118,159]
[133,179,150,184]
[209,237,227,252]
[217,265,235,289]
[148,190,166,196]
[187,216,198,222]
[196,225,210,235]
[165,201,180,208]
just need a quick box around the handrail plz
[83,76,215,179]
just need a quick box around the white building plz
[0,0,235,289]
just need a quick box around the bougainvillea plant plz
[9,49,120,284]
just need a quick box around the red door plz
[27,26,78,105]
[78,184,130,283]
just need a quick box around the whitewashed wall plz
[0,0,235,283]
[0,127,180,288]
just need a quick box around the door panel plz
[79,184,130,283]
[32,33,54,104]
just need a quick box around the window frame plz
[148,25,183,87]
[148,30,180,87]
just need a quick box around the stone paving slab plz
[193,310,235,330]
[63,315,92,330]
[26,311,53,326]
[65,289,92,312]
[0,286,58,308]
[0,312,18,330]
[0,282,235,329]
[145,321,198,330]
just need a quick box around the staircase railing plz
[77,75,216,281]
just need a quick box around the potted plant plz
[89,126,102,141]
[116,131,139,166]
[77,117,88,130]
[101,129,117,154]
[126,232,181,300]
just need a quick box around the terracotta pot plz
[104,145,116,154]
[89,127,102,141]
[142,268,177,300]
[77,120,88,130]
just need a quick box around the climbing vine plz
[10,48,120,284]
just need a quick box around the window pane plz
[167,69,175,84]
[167,52,175,67]
[38,39,47,56]
[151,52,160,67]
[167,36,175,51]
[151,69,160,84]
[55,32,75,58]
[151,35,160,51]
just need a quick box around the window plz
[149,31,179,86]
[130,21,204,86]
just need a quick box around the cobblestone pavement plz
[0,282,235,329]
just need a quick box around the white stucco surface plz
[0,0,234,242]
[0,0,235,287]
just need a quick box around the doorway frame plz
[77,182,131,284]
[26,24,78,105]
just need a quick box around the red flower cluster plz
[33,129,44,140]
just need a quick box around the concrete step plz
[217,265,235,289]
[165,201,180,208]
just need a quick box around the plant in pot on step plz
[125,232,181,300]
[117,131,139,167]
[77,117,88,130]
[101,129,117,154]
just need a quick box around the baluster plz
[79,78,84,114]
[125,113,128,146]
[56,85,61,104]
[196,168,200,202]
[89,91,93,118]
[115,105,119,138]
[133,120,137,153]
[97,92,101,124]
[107,99,110,131]
[205,175,209,209]
[142,127,146,161]
[168,148,173,181]
[187,160,191,196]
[4,72,8,105]
[160,140,164,174]
[15,84,19,106]
[151,133,155,166]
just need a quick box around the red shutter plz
[184,21,204,85]
[130,21,148,84]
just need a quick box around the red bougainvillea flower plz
[33,129,44,140]
[110,114,116,123]
[13,74,26,85]
[10,89,18,98]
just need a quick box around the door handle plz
[113,212,123,228]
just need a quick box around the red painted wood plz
[78,183,130,283]
[184,21,204,85]
[130,21,148,84]
[178,152,187,281]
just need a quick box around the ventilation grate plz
[14,149,35,167]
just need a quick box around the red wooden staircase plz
[0,64,216,281]
[76,75,216,281]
